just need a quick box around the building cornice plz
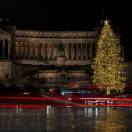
[15,30,98,39]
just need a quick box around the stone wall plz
[0,61,12,81]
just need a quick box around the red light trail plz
[0,96,132,108]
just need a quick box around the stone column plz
[23,44,25,58]
[92,42,95,59]
[47,44,51,60]
[19,42,22,59]
[71,44,75,60]
[65,43,68,60]
[45,43,47,59]
[18,45,20,58]
[53,44,57,60]
[19,45,22,58]
[0,40,3,58]
[40,44,44,59]
[22,43,25,59]
[73,44,75,60]
[74,44,77,60]
[25,44,29,59]
[43,43,46,59]
[35,44,38,59]
[21,43,24,58]
[50,45,52,59]
[81,43,83,60]
[30,44,33,59]
[86,43,88,60]
[83,43,87,60]
[77,44,80,60]
[52,44,55,60]
[15,42,19,58]
[32,44,35,59]
[8,40,11,59]
[86,43,90,60]
[28,45,31,59]
[3,40,5,59]
[51,45,54,60]
[38,44,40,59]
[76,44,78,60]
[49,44,52,60]
[57,43,59,57]
[21,46,24,59]
[79,44,82,60]
[90,43,93,60]
[69,43,71,60]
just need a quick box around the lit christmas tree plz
[92,20,126,95]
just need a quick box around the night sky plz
[0,0,131,60]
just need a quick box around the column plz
[22,42,25,59]
[45,43,47,59]
[49,44,52,60]
[70,43,72,60]
[77,43,80,60]
[38,43,41,59]
[15,42,19,58]
[33,44,35,59]
[4,39,8,59]
[0,40,3,58]
[90,43,93,60]
[69,43,71,60]
[81,43,83,60]
[86,43,90,60]
[30,44,34,59]
[92,42,95,59]
[35,44,38,59]
[41,44,44,59]
[51,45,54,60]
[76,43,78,60]
[50,44,53,60]
[18,44,21,58]
[43,43,45,59]
[22,43,25,59]
[71,44,74,60]
[82,43,87,60]
[57,43,59,57]
[28,44,31,59]
[52,44,55,60]
[74,44,76,60]
[80,43,83,60]
[53,44,57,60]
[47,44,51,60]
[65,43,69,60]
[3,40,5,59]
[25,44,29,59]
[8,40,11,59]
[20,46,24,59]
[19,42,24,59]
[19,45,22,58]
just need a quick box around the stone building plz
[0,26,98,86]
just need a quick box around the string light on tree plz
[92,19,126,95]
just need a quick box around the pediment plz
[0,29,9,34]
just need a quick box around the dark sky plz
[0,0,131,60]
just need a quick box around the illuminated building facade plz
[0,26,98,85]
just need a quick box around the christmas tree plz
[92,20,126,95]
